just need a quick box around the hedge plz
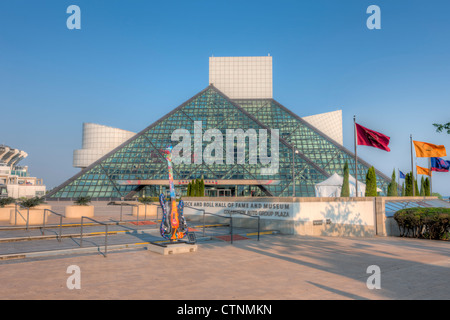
[393,207,450,240]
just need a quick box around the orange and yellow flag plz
[413,140,446,158]
[416,166,432,176]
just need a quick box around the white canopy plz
[315,172,381,197]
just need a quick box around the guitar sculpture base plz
[151,239,190,247]
[148,241,198,255]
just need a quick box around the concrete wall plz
[182,197,378,237]
[44,196,440,238]
[182,196,440,238]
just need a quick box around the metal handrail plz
[108,201,161,224]
[227,210,261,241]
[107,200,137,222]
[80,216,109,257]
[14,202,29,230]
[42,209,64,242]
[137,202,159,221]
[184,205,234,243]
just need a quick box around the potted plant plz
[133,196,158,219]
[65,196,94,219]
[10,197,49,226]
[0,197,16,221]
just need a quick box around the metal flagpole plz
[354,116,358,197]
[410,135,415,197]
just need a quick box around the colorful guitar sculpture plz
[159,146,188,241]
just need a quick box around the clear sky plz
[1,0,449,196]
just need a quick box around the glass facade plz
[235,99,391,193]
[47,86,391,200]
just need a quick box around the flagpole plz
[354,116,358,197]
[410,135,415,197]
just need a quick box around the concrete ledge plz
[132,204,158,218]
[0,207,13,221]
[65,205,94,218]
[9,209,49,226]
[182,196,439,203]
[148,243,198,255]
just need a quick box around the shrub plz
[0,197,15,208]
[138,196,158,204]
[394,207,450,240]
[387,169,398,196]
[19,197,45,209]
[340,162,350,197]
[365,167,377,197]
[74,196,92,206]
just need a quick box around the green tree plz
[419,176,425,196]
[195,179,200,196]
[200,177,205,197]
[365,167,377,197]
[404,173,413,196]
[387,169,398,196]
[432,192,443,199]
[414,177,419,196]
[433,122,450,134]
[401,182,405,197]
[424,177,431,196]
[340,162,350,197]
[187,181,192,197]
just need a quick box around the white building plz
[0,145,46,198]
[73,123,136,169]
[209,55,343,145]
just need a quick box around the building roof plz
[46,85,391,200]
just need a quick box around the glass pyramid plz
[47,86,391,199]
[234,99,391,193]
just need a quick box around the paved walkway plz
[0,234,449,300]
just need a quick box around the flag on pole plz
[355,123,391,152]
[413,141,446,158]
[430,157,450,172]
[399,170,406,179]
[416,165,432,176]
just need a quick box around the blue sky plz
[1,0,449,195]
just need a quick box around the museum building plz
[46,56,391,200]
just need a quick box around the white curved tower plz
[73,123,135,169]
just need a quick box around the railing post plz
[42,209,46,235]
[230,216,233,244]
[202,209,206,237]
[26,208,29,231]
[257,216,260,241]
[80,217,84,247]
[105,224,108,257]
[120,202,123,222]
[136,205,139,226]
[59,215,63,242]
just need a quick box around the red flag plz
[355,123,391,152]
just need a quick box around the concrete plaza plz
[0,234,449,300]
